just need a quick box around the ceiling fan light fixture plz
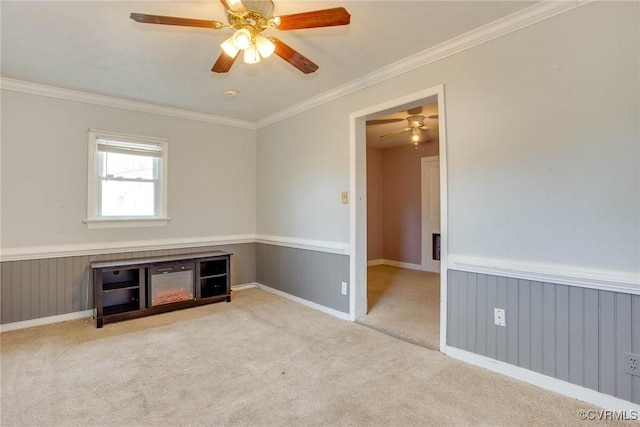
[411,128,421,141]
[255,35,275,58]
[244,43,260,64]
[221,37,240,58]
[232,28,252,50]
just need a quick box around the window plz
[85,130,168,228]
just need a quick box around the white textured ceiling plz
[1,1,535,122]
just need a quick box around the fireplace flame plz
[152,288,192,306]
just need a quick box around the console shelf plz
[102,281,140,292]
[92,251,231,328]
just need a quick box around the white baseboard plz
[0,282,350,332]
[0,309,94,333]
[231,282,261,291]
[258,283,351,321]
[382,259,422,271]
[445,346,640,412]
[0,282,264,332]
[368,259,422,271]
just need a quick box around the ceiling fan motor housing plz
[407,115,426,128]
[227,9,272,34]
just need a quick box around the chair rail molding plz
[448,254,640,294]
[0,235,256,262]
[1,234,350,262]
[255,235,350,255]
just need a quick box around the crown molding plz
[255,0,590,128]
[0,77,256,130]
[1,1,592,130]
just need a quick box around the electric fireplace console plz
[91,251,231,328]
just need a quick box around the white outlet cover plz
[494,308,505,327]
[341,282,348,295]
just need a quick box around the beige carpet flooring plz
[359,265,440,349]
[0,288,619,426]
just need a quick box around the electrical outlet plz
[625,352,640,376]
[494,308,505,327]
[341,282,348,295]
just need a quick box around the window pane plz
[102,152,155,179]
[101,180,155,216]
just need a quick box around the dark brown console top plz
[90,250,232,269]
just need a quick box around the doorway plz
[349,85,448,352]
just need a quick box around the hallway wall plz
[366,143,438,265]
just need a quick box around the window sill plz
[83,217,171,229]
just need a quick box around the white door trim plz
[421,156,441,272]
[349,84,449,352]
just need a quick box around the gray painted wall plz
[1,90,257,250]
[447,269,640,404]
[256,2,639,275]
[256,244,349,314]
[0,243,256,324]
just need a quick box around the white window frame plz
[85,129,169,229]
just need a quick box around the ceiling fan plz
[368,111,439,146]
[130,0,351,74]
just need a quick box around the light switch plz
[341,191,349,204]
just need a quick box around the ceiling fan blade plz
[211,51,239,73]
[407,106,423,115]
[366,118,405,126]
[275,7,351,30]
[220,0,246,12]
[380,128,411,139]
[130,13,225,29]
[420,125,439,131]
[271,38,318,74]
